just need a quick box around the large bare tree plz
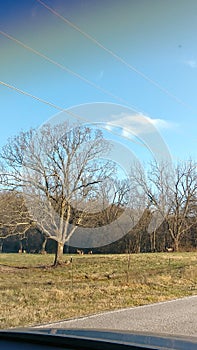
[0,122,116,264]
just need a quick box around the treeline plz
[0,123,196,264]
[1,208,197,254]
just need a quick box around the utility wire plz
[37,0,193,112]
[0,80,146,148]
[0,30,141,113]
[0,81,65,112]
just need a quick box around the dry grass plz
[0,252,196,329]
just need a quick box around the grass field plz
[0,252,197,329]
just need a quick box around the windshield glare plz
[0,0,196,338]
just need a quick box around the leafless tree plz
[0,191,32,252]
[0,122,115,265]
[130,159,197,251]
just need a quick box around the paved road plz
[38,296,197,336]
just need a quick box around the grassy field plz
[0,252,196,329]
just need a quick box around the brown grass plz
[0,252,196,329]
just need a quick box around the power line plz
[0,80,145,148]
[0,30,149,146]
[0,30,141,113]
[0,81,64,112]
[37,0,193,112]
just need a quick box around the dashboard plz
[0,328,197,350]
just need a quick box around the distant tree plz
[130,160,197,251]
[0,191,32,252]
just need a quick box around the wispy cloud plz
[104,113,175,139]
[96,70,104,81]
[185,59,197,68]
[144,116,173,130]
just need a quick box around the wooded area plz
[0,122,196,263]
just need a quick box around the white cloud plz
[185,59,197,68]
[104,113,174,139]
[144,116,173,129]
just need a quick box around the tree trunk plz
[53,241,64,266]
[0,239,3,253]
[150,230,156,252]
[41,236,48,254]
[173,238,179,252]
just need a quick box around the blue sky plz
[1,0,197,164]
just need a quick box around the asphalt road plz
[38,296,197,336]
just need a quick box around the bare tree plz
[0,191,32,252]
[96,179,130,225]
[0,122,115,265]
[167,160,197,251]
[130,160,197,251]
